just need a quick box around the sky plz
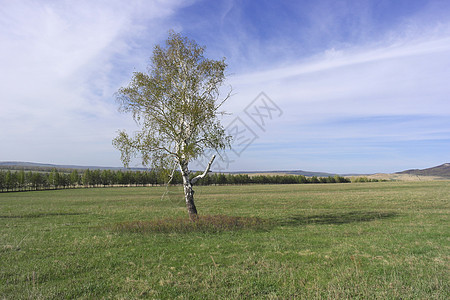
[1,0,450,174]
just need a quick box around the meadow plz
[1,181,449,299]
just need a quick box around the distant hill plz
[396,163,450,178]
[233,170,337,177]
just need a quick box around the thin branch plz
[214,85,233,110]
[161,162,178,201]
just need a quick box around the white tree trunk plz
[179,155,216,220]
[180,160,197,220]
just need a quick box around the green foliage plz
[310,176,319,183]
[113,31,231,169]
[351,176,381,183]
[0,172,4,192]
[48,168,60,188]
[70,170,79,187]
[82,169,92,187]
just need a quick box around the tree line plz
[0,168,355,193]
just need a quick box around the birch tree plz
[113,31,231,220]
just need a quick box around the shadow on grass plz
[0,212,84,219]
[278,211,399,227]
[108,211,399,234]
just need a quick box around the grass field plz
[1,182,449,299]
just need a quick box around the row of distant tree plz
[0,169,163,192]
[0,168,381,193]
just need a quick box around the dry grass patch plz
[110,215,271,234]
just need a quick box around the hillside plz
[396,163,450,178]
[231,170,336,177]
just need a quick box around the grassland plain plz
[0,182,449,299]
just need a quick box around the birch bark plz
[179,160,197,219]
[179,155,216,220]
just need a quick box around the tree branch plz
[191,155,216,184]
[214,85,233,111]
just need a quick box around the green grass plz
[110,214,271,234]
[1,182,449,299]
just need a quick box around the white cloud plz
[226,30,450,117]
[0,0,191,165]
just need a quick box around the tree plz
[70,170,80,187]
[91,170,102,187]
[0,171,5,192]
[17,170,26,191]
[5,171,16,191]
[82,169,92,187]
[101,170,112,187]
[113,31,231,220]
[26,171,33,190]
[31,172,43,190]
[49,168,60,189]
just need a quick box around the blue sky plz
[1,0,449,173]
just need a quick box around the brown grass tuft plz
[110,215,271,234]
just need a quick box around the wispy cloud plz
[0,0,190,165]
